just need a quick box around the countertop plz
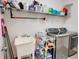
[14,36,35,46]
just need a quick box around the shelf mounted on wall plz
[9,7,46,20]
[4,1,66,20]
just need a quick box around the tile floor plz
[22,54,78,59]
[71,54,78,59]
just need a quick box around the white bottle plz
[43,5,48,13]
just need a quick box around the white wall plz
[3,0,78,43]
[0,0,78,58]
[0,0,65,58]
[4,0,65,42]
[4,9,65,42]
[63,0,78,32]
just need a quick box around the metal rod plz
[11,16,45,20]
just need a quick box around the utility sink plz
[46,28,67,36]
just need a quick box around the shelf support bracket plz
[9,8,46,20]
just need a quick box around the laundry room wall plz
[0,0,78,59]
[4,11,65,42]
[63,0,78,32]
[4,0,65,42]
[3,0,78,43]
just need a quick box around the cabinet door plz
[56,36,69,49]
[56,36,69,59]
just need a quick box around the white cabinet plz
[56,36,69,49]
[14,36,36,59]
[56,35,69,57]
